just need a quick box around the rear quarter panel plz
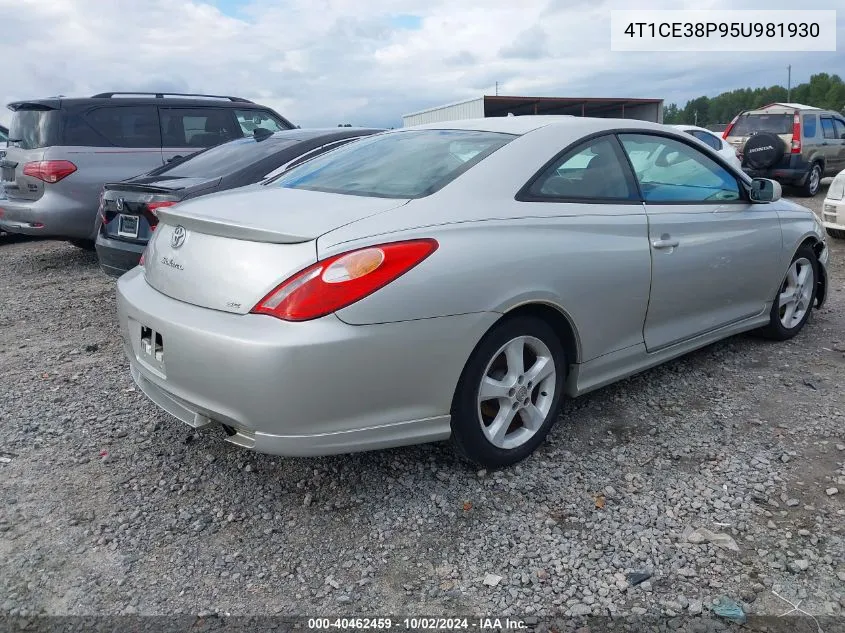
[329,215,651,364]
[48,145,165,237]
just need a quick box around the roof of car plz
[268,127,385,141]
[407,116,672,135]
[7,95,285,112]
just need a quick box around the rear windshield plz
[274,129,515,199]
[8,109,61,149]
[161,136,300,179]
[731,113,792,136]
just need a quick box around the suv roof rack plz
[90,92,254,103]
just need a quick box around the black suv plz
[0,92,295,246]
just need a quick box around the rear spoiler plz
[103,182,181,195]
[155,207,312,244]
[7,100,61,112]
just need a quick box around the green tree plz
[666,74,845,124]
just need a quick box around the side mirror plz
[750,178,782,203]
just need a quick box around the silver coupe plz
[116,116,829,468]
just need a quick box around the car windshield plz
[161,135,301,179]
[731,113,792,136]
[274,129,515,198]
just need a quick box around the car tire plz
[798,163,822,197]
[754,244,818,341]
[450,316,566,468]
[825,227,845,240]
[68,239,96,251]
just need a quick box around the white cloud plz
[0,0,842,128]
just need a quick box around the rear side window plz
[275,129,514,199]
[821,118,836,139]
[833,119,845,140]
[78,106,161,148]
[234,110,290,136]
[8,109,61,149]
[690,130,722,151]
[525,137,636,201]
[731,113,792,136]
[160,108,240,148]
[802,114,817,138]
[163,136,299,179]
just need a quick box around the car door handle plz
[652,236,680,249]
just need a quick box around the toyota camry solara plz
[117,116,829,468]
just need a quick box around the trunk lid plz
[1,104,62,202]
[143,186,409,314]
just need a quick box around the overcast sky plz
[0,0,842,128]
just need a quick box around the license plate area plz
[1,167,15,182]
[118,214,140,238]
[139,324,165,375]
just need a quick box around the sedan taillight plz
[251,239,438,321]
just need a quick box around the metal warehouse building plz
[402,95,664,127]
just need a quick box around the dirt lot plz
[1,188,843,625]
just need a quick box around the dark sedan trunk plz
[100,177,221,244]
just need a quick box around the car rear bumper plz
[822,198,845,230]
[116,267,498,456]
[743,166,808,185]
[0,192,97,239]
[96,232,145,277]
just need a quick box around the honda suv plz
[723,103,845,197]
[0,93,295,247]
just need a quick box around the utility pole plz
[495,81,499,96]
[694,110,698,126]
[787,65,791,102]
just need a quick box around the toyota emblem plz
[116,197,124,211]
[171,225,187,249]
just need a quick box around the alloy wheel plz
[477,335,557,450]
[778,257,814,329]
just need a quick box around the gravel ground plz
[1,188,843,625]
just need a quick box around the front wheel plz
[754,245,817,341]
[450,316,566,468]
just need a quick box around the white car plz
[671,124,742,170]
[822,168,845,239]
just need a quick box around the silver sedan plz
[116,116,830,468]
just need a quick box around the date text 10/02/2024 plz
[307,617,528,630]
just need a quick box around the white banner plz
[610,10,837,52]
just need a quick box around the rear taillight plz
[146,200,177,229]
[98,189,108,225]
[147,200,177,216]
[791,111,801,154]
[251,239,438,322]
[22,160,77,183]
[722,114,740,139]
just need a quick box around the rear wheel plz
[798,163,822,197]
[450,316,566,468]
[826,227,845,240]
[754,245,817,341]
